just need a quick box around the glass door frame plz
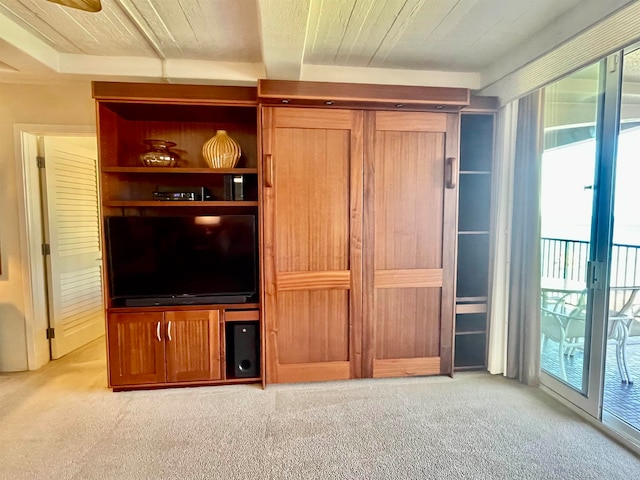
[540,52,623,419]
[601,44,640,447]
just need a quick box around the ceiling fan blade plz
[46,0,102,12]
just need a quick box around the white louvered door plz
[42,137,105,359]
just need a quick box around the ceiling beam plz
[301,63,480,89]
[257,0,311,80]
[0,10,59,74]
[56,53,263,85]
[112,0,166,61]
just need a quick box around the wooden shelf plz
[456,296,488,303]
[456,303,487,315]
[454,365,486,372]
[103,200,259,207]
[222,377,261,384]
[102,167,258,174]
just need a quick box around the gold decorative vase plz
[202,130,241,168]
[139,139,180,167]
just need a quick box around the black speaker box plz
[226,322,259,378]
[223,174,244,201]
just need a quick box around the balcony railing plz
[541,237,640,308]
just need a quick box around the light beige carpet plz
[1,337,639,479]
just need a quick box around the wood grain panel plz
[349,111,365,379]
[361,111,376,378]
[374,288,441,360]
[440,113,461,375]
[276,290,349,365]
[93,82,257,104]
[375,111,447,132]
[97,103,120,167]
[117,118,256,169]
[374,269,443,288]
[273,107,356,129]
[262,106,277,385]
[366,110,455,376]
[273,124,350,273]
[372,357,441,378]
[263,107,364,384]
[165,310,221,383]
[373,129,445,270]
[225,309,260,322]
[276,362,351,383]
[277,271,350,290]
[258,80,469,107]
[107,312,165,386]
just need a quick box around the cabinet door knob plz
[446,157,457,189]
[265,154,273,188]
[156,321,162,342]
[167,321,173,341]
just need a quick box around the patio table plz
[541,279,640,383]
[607,286,640,384]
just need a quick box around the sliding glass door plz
[539,48,640,446]
[539,61,604,408]
[602,46,640,439]
[539,51,628,420]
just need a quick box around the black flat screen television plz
[105,215,258,307]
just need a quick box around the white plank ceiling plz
[0,0,635,89]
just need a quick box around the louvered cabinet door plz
[165,310,221,383]
[262,107,364,384]
[107,311,166,386]
[364,111,459,378]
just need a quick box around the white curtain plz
[486,101,518,375]
[504,91,545,385]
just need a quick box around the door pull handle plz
[265,154,273,188]
[446,157,457,189]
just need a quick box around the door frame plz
[14,124,96,370]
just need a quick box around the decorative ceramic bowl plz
[139,139,179,167]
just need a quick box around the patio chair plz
[540,287,637,383]
[607,288,640,384]
[616,298,640,383]
[541,307,586,381]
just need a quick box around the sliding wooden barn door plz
[262,107,363,384]
[364,111,459,378]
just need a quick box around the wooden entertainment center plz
[93,80,495,391]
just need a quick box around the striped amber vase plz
[202,130,241,168]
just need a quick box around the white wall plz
[0,80,95,371]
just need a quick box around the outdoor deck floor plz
[541,337,640,429]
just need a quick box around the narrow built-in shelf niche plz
[455,112,495,370]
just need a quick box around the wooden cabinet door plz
[262,107,364,384]
[107,311,166,386]
[165,310,221,383]
[364,111,458,378]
